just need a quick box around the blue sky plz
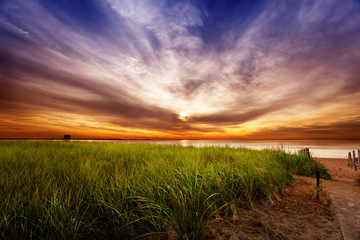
[1,0,360,139]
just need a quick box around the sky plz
[1,0,360,140]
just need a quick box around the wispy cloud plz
[1,0,360,139]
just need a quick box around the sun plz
[179,111,188,120]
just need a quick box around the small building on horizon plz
[64,135,71,141]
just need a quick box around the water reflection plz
[82,139,360,159]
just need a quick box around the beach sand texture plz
[319,158,360,240]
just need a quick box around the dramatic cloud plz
[0,0,360,139]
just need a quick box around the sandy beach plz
[200,158,360,240]
[317,158,359,183]
[317,158,360,239]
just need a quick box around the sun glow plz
[179,111,188,120]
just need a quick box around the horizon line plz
[1,138,360,141]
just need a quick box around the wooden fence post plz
[299,148,311,159]
[358,149,360,171]
[349,152,352,168]
[353,150,357,171]
[306,148,310,159]
[316,168,320,188]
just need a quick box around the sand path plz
[318,158,360,240]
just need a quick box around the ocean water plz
[87,139,360,159]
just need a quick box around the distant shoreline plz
[0,138,151,141]
[1,138,360,141]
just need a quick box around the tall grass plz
[0,141,330,239]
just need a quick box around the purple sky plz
[1,0,360,139]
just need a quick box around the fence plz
[299,148,310,159]
[348,149,360,171]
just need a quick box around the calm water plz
[85,140,360,159]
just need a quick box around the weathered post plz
[299,148,311,159]
[316,168,320,188]
[304,148,309,159]
[358,149,360,171]
[64,135,71,141]
[315,168,320,200]
[348,152,351,167]
[353,150,357,171]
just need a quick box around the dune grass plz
[0,141,330,239]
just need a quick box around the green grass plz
[0,141,330,239]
